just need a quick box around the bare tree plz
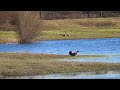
[15,11,41,44]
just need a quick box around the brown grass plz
[79,21,117,28]
[1,18,120,44]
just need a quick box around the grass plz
[38,17,120,40]
[0,31,17,43]
[0,52,108,61]
[36,29,120,41]
[0,52,119,77]
[1,17,120,43]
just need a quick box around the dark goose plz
[69,51,79,56]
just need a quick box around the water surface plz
[0,38,120,55]
[4,71,120,79]
[64,55,120,63]
[1,38,120,79]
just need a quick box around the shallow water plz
[1,38,120,63]
[64,55,120,63]
[0,38,120,55]
[4,71,120,79]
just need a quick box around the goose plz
[63,32,71,37]
[63,32,67,37]
[69,51,79,56]
[67,35,70,36]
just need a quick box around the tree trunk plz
[100,11,103,17]
[88,11,90,18]
[40,11,42,18]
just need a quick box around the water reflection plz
[3,71,120,79]
[65,55,120,63]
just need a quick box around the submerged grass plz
[0,52,119,77]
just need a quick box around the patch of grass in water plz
[66,55,110,60]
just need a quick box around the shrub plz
[15,11,42,44]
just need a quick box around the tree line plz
[40,11,120,19]
[1,11,120,21]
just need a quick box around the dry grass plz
[41,17,120,30]
[79,21,117,28]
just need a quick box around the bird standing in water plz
[69,51,79,56]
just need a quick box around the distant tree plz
[87,11,91,18]
[100,11,103,17]
[15,11,42,44]
[40,11,42,18]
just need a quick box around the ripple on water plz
[0,38,120,55]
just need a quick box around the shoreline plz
[0,37,120,44]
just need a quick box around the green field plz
[1,17,120,43]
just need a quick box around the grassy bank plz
[1,18,120,43]
[37,18,120,41]
[0,31,17,43]
[0,52,120,77]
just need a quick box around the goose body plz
[69,51,79,56]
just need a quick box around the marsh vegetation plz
[0,53,120,78]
